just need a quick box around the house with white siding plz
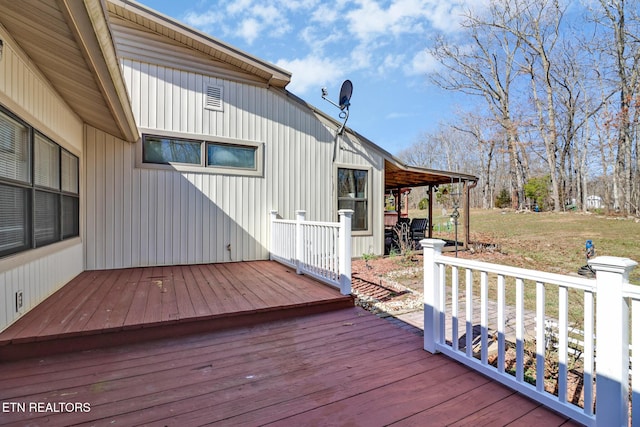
[0,0,476,333]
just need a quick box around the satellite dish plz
[321,79,354,137]
[338,80,353,110]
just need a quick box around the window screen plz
[34,134,60,189]
[34,191,59,247]
[61,150,78,194]
[0,111,30,183]
[62,195,79,239]
[0,184,29,255]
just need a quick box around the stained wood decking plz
[0,307,579,426]
[0,261,353,360]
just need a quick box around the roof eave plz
[108,0,291,88]
[61,0,139,142]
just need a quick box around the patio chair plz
[409,218,429,246]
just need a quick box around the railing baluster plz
[536,281,545,393]
[516,277,524,383]
[558,286,568,404]
[481,270,488,364]
[633,297,640,423]
[452,266,459,352]
[583,290,594,416]
[497,274,505,373]
[465,268,473,358]
[419,239,637,426]
[439,262,446,343]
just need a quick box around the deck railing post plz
[421,238,446,354]
[589,256,637,427]
[269,210,278,261]
[295,210,306,274]
[338,209,353,295]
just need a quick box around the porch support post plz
[422,238,446,354]
[338,209,353,295]
[427,185,433,239]
[589,256,637,427]
[295,210,306,274]
[269,210,278,261]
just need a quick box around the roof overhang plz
[0,0,139,142]
[384,159,478,190]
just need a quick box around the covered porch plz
[383,159,478,253]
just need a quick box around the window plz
[207,143,256,169]
[139,131,262,176]
[337,167,370,233]
[0,107,79,258]
[143,136,201,165]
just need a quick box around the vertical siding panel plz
[131,166,141,267]
[139,62,149,128]
[148,64,157,129]
[122,142,133,268]
[156,170,166,264]
[194,173,203,264]
[105,134,115,268]
[202,175,210,262]
[164,172,173,264]
[113,135,124,268]
[148,170,158,266]
[139,171,149,265]
[85,128,97,268]
[95,131,106,266]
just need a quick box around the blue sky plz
[138,0,484,154]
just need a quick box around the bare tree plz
[429,1,528,209]
[590,0,640,214]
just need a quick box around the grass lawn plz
[414,208,640,283]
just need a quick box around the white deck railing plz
[421,239,638,427]
[269,210,352,295]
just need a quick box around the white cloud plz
[275,56,346,94]
[237,18,261,44]
[405,50,439,75]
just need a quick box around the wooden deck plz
[0,306,579,426]
[0,261,353,361]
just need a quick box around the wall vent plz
[205,84,223,111]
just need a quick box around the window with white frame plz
[0,107,79,258]
[140,132,263,176]
[337,167,370,232]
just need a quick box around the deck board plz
[0,307,574,426]
[0,261,353,360]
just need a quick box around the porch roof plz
[384,159,478,190]
[0,0,139,142]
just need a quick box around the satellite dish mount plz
[321,80,353,135]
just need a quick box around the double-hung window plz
[139,131,263,177]
[337,167,371,233]
[0,107,79,258]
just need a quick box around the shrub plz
[495,188,511,208]
[418,198,429,210]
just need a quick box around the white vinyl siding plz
[0,30,84,334]
[0,242,82,333]
[0,26,84,153]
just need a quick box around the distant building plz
[587,195,603,209]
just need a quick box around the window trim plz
[137,128,264,177]
[335,164,373,236]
